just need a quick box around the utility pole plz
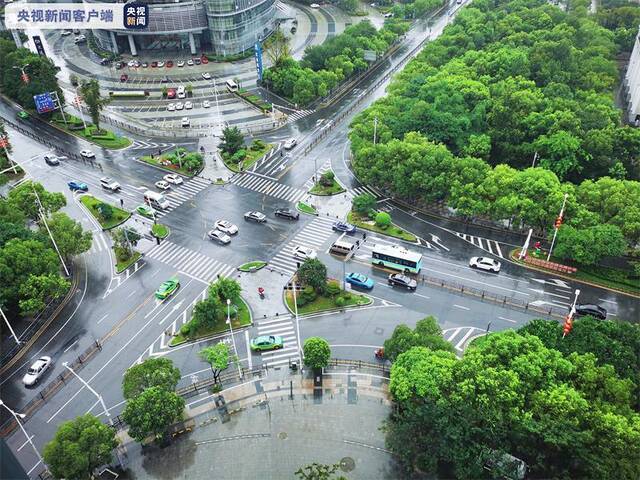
[0,307,20,346]
[532,151,539,168]
[518,228,533,260]
[32,185,70,276]
[74,86,87,130]
[373,116,378,145]
[292,266,302,368]
[62,363,112,425]
[562,289,580,338]
[226,299,242,378]
[547,193,569,261]
[0,399,44,468]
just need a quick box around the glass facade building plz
[90,0,276,56]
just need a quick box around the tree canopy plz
[303,337,331,370]
[122,357,181,400]
[122,387,185,442]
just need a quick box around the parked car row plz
[115,56,210,70]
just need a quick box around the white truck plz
[100,177,121,192]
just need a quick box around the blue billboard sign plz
[33,92,55,113]
[254,41,263,82]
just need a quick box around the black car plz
[275,208,299,220]
[244,211,267,223]
[115,62,125,70]
[574,304,607,320]
[388,273,417,291]
[99,57,111,66]
[332,221,356,234]
[160,76,169,83]
[44,155,59,166]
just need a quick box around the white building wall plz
[625,26,640,124]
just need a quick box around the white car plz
[23,356,52,386]
[167,103,176,111]
[203,100,211,108]
[293,245,317,261]
[61,30,72,36]
[208,229,231,245]
[202,72,211,80]
[181,117,190,128]
[187,59,194,66]
[177,60,185,67]
[175,102,184,110]
[469,256,501,273]
[310,3,320,7]
[157,61,165,67]
[155,180,171,191]
[80,149,95,158]
[163,173,183,185]
[284,138,297,150]
[127,60,139,68]
[214,219,238,235]
[185,101,193,110]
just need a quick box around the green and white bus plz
[371,244,423,273]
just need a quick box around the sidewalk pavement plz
[309,191,353,221]
[236,267,292,319]
[117,368,399,479]
[197,137,235,183]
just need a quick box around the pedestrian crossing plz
[86,233,110,254]
[145,240,236,284]
[286,109,315,124]
[302,160,332,191]
[103,259,145,298]
[255,314,300,368]
[155,177,211,218]
[442,326,483,352]
[269,216,337,275]
[454,232,504,258]
[230,174,306,203]
[347,185,382,199]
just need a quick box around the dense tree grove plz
[386,327,640,478]
[0,182,90,317]
[592,0,640,52]
[263,19,409,106]
[349,0,640,249]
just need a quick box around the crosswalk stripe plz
[257,316,292,326]
[257,324,295,334]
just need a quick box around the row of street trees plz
[383,315,640,478]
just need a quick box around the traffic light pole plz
[562,289,580,338]
[547,193,568,261]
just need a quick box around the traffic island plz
[151,223,170,239]
[50,113,131,149]
[284,280,371,315]
[296,201,318,216]
[309,171,346,196]
[115,251,141,274]
[79,195,130,230]
[221,140,273,173]
[347,211,417,243]
[139,148,203,177]
[238,261,267,273]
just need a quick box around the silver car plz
[469,256,501,273]
[214,220,238,235]
[208,229,231,245]
[23,356,52,386]
[244,211,267,223]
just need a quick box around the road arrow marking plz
[430,234,450,251]
[531,278,572,289]
[527,288,570,299]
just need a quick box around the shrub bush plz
[251,139,266,151]
[180,323,190,336]
[320,171,335,187]
[231,150,246,164]
[326,280,341,296]
[335,296,346,307]
[375,212,391,228]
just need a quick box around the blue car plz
[345,272,374,290]
[333,221,356,234]
[68,181,88,192]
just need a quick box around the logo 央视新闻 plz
[123,2,148,30]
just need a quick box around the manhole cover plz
[278,432,288,440]
[374,327,384,335]
[340,457,355,472]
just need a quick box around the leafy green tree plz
[209,277,242,304]
[97,202,113,221]
[374,211,391,228]
[319,171,335,187]
[303,337,331,370]
[352,193,376,215]
[295,462,347,480]
[7,181,66,221]
[122,358,181,400]
[264,27,290,67]
[383,316,454,361]
[552,224,627,265]
[199,342,230,384]
[122,387,185,442]
[111,227,141,257]
[43,414,117,480]
[220,126,244,156]
[79,80,110,132]
[43,212,92,261]
[18,273,70,316]
[298,258,327,293]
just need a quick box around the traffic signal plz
[554,216,563,229]
[21,73,29,84]
[562,315,573,337]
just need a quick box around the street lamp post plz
[62,362,112,425]
[547,193,569,261]
[74,86,88,130]
[32,185,70,276]
[0,306,20,346]
[0,399,44,468]
[226,299,242,378]
[373,116,378,145]
[292,267,302,368]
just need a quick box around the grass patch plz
[297,201,317,215]
[80,195,130,230]
[222,143,273,173]
[151,224,169,239]
[169,298,251,346]
[115,251,141,274]
[309,180,346,196]
[51,114,130,149]
[348,211,417,243]
[238,261,267,272]
[139,148,203,177]
[285,289,370,315]
[512,249,640,295]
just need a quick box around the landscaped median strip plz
[238,261,267,273]
[347,211,418,243]
[79,195,131,230]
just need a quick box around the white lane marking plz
[453,304,470,310]
[127,289,137,298]
[63,340,78,353]
[245,330,252,369]
[96,313,109,325]
[27,460,43,475]
[498,316,517,324]
[17,435,34,452]
[414,293,430,300]
[528,288,570,299]
[598,298,617,304]
[454,328,476,351]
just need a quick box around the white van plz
[226,79,238,93]
[330,240,355,256]
[144,190,170,210]
[176,86,186,99]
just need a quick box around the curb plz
[509,251,640,299]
